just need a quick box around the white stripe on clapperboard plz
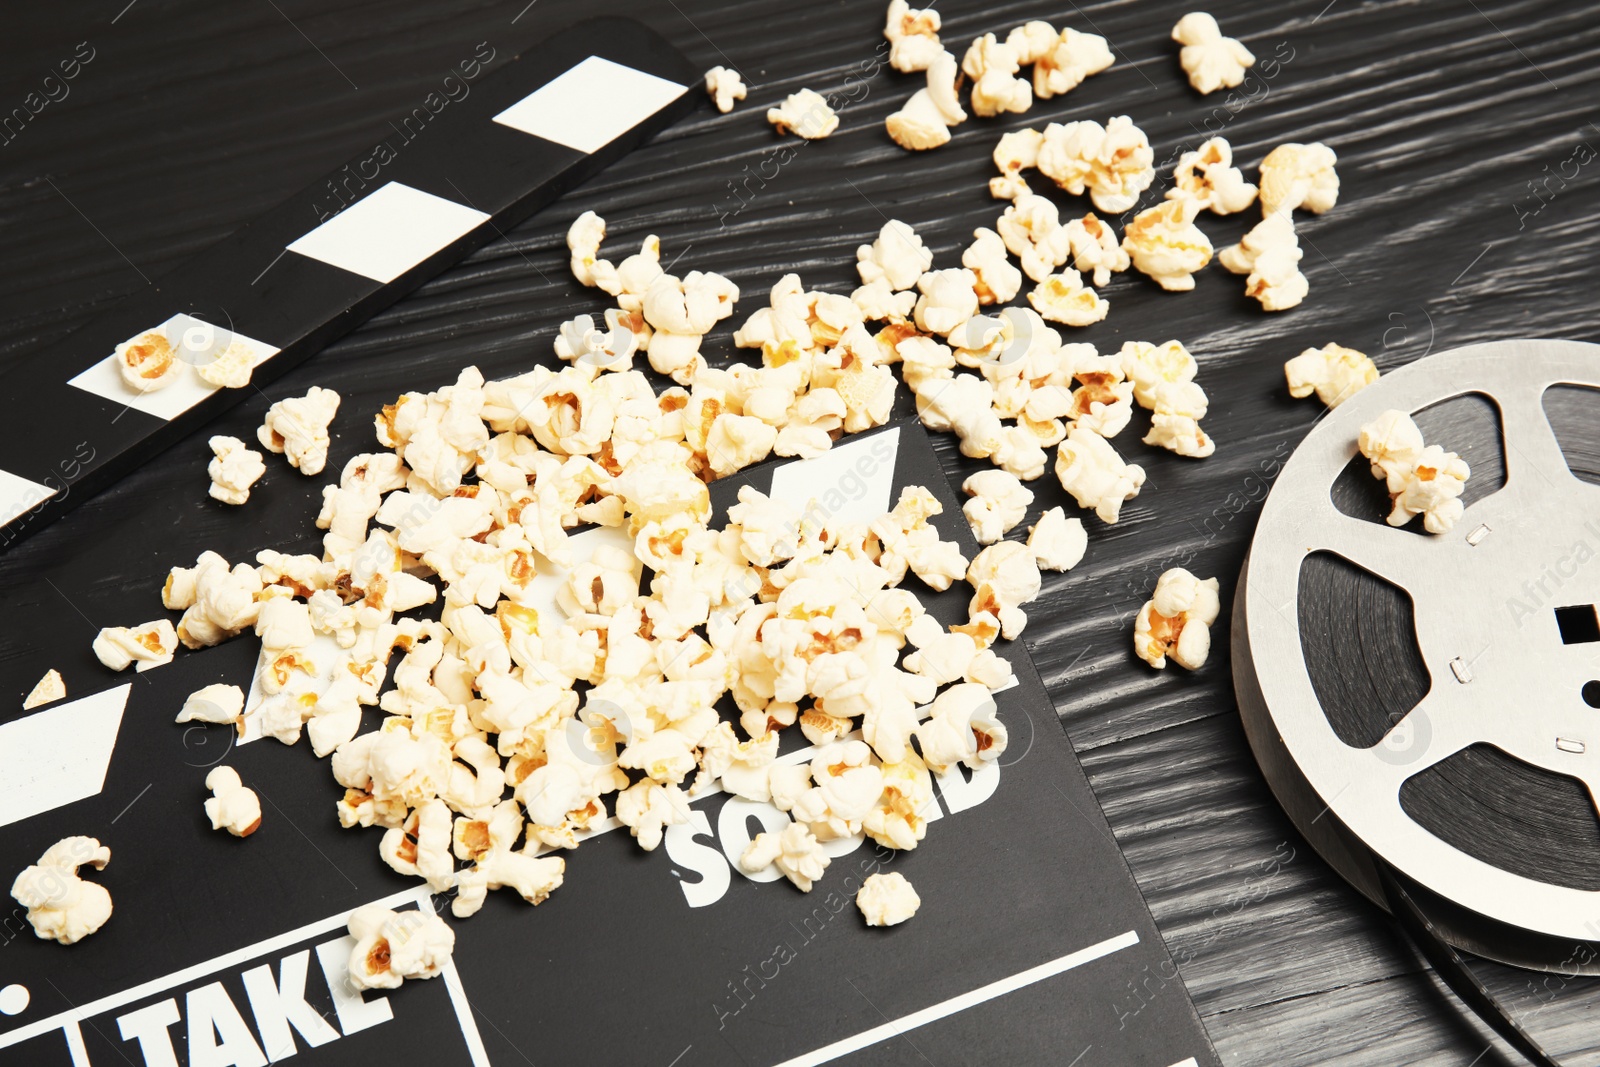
[771,930,1141,1067]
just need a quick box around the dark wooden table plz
[2,0,1597,1063]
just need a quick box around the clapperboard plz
[0,418,1218,1066]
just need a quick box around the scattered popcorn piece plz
[884,0,944,73]
[1168,137,1257,215]
[886,50,966,150]
[989,128,1040,200]
[856,871,921,926]
[10,837,112,944]
[1122,199,1213,292]
[962,469,1034,544]
[1285,344,1378,408]
[741,820,830,892]
[22,669,64,710]
[195,342,256,389]
[567,210,608,287]
[1063,213,1129,287]
[1358,411,1470,533]
[92,619,177,672]
[1145,413,1215,458]
[1173,12,1255,94]
[204,766,262,837]
[913,268,980,338]
[1028,269,1108,327]
[1218,212,1307,311]
[176,683,245,726]
[966,541,1042,640]
[998,194,1072,284]
[1134,567,1220,669]
[258,386,340,476]
[1118,340,1194,409]
[962,33,1032,118]
[963,227,1023,305]
[916,682,1008,771]
[1027,507,1087,571]
[1036,116,1155,214]
[346,905,455,991]
[1359,409,1426,483]
[1055,428,1145,523]
[1388,445,1471,534]
[1259,142,1340,216]
[206,435,266,506]
[1009,22,1114,99]
[858,220,934,291]
[768,89,839,139]
[704,66,747,113]
[115,331,180,392]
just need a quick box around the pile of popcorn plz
[15,5,1392,971]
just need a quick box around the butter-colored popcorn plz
[962,227,1023,305]
[863,752,934,850]
[768,89,839,139]
[913,268,980,338]
[1066,350,1134,438]
[1259,142,1340,216]
[705,413,778,476]
[1028,269,1108,327]
[1168,136,1257,215]
[115,331,180,392]
[916,682,1008,772]
[567,210,609,287]
[962,469,1034,544]
[1218,211,1307,311]
[346,905,454,991]
[206,435,266,506]
[1024,25,1114,99]
[962,33,1032,118]
[858,220,934,291]
[176,683,245,726]
[998,194,1071,282]
[196,342,256,389]
[967,541,1041,640]
[902,614,979,685]
[554,313,637,372]
[1121,199,1213,292]
[704,66,747,113]
[1134,567,1220,669]
[1145,413,1215,458]
[856,871,920,926]
[1037,116,1155,214]
[884,0,943,73]
[741,820,830,892]
[1119,340,1197,410]
[615,780,692,851]
[10,837,112,945]
[851,279,917,322]
[1063,213,1129,287]
[204,766,262,837]
[22,669,64,710]
[259,386,340,476]
[1388,445,1471,534]
[450,801,566,917]
[886,50,966,150]
[1027,506,1087,571]
[992,129,1043,197]
[1285,343,1378,408]
[1055,427,1145,523]
[93,619,177,672]
[1173,12,1254,95]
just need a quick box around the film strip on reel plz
[1235,338,1600,974]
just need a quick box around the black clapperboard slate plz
[0,15,699,553]
[0,418,1218,1067]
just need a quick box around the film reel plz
[1235,338,1600,973]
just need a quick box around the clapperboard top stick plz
[0,16,699,552]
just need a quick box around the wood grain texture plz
[1,0,1598,1063]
